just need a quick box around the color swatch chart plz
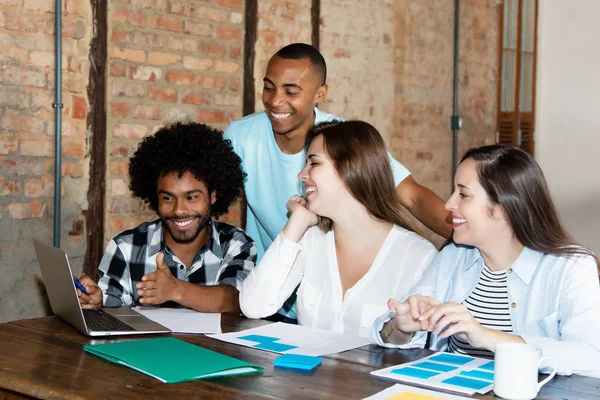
[371,352,495,396]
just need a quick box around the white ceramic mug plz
[493,343,557,400]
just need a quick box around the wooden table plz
[1,315,599,399]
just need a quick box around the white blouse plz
[240,225,437,338]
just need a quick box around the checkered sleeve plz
[217,230,257,291]
[97,239,135,307]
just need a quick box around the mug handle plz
[537,356,557,390]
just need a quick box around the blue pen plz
[73,276,89,295]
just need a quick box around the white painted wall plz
[536,0,600,254]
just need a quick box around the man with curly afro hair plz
[77,122,257,313]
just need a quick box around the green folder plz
[83,337,263,383]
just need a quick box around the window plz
[496,0,538,155]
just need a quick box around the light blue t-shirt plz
[224,108,411,260]
[224,108,411,319]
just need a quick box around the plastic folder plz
[83,337,263,383]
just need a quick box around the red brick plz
[112,9,146,27]
[111,102,129,117]
[110,160,130,177]
[334,48,351,58]
[1,66,47,88]
[111,142,131,158]
[72,95,87,119]
[181,89,208,105]
[197,6,227,22]
[110,47,146,63]
[111,61,127,77]
[130,0,160,9]
[214,60,239,73]
[229,77,240,92]
[0,176,20,196]
[109,216,127,233]
[148,15,182,32]
[215,26,241,41]
[132,104,162,120]
[130,66,162,81]
[183,21,211,37]
[217,0,242,9]
[183,56,212,71]
[4,12,48,33]
[66,56,81,73]
[2,112,45,134]
[148,52,182,65]
[202,42,226,57]
[169,1,196,16]
[198,74,227,89]
[166,70,194,85]
[62,162,84,177]
[111,29,130,44]
[5,199,46,219]
[24,176,53,197]
[229,45,241,59]
[112,82,146,98]
[63,141,85,158]
[113,123,149,140]
[0,137,18,155]
[214,93,239,106]
[20,136,53,156]
[111,178,129,196]
[148,86,177,103]
[110,196,145,213]
[197,110,224,124]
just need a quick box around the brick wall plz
[392,0,499,244]
[0,0,92,322]
[106,0,245,240]
[253,0,312,111]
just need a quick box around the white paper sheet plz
[133,306,222,334]
[363,383,474,400]
[370,352,494,396]
[206,322,370,356]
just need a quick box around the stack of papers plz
[83,337,263,383]
[371,352,494,396]
[207,322,370,356]
[364,383,474,400]
[133,306,221,334]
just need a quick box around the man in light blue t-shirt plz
[224,43,451,320]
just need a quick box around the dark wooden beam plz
[84,0,108,279]
[311,0,320,50]
[243,0,258,116]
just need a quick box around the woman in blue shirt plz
[373,145,600,377]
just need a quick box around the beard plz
[160,210,211,244]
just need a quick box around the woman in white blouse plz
[374,145,600,377]
[239,120,437,338]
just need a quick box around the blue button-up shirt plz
[372,243,600,378]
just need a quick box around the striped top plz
[448,265,513,358]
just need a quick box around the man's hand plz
[77,274,103,310]
[136,252,182,305]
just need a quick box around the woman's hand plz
[282,195,319,242]
[419,302,492,350]
[381,295,441,344]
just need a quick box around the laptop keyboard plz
[82,309,136,332]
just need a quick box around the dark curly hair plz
[128,122,245,217]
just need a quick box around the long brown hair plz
[305,120,412,233]
[454,145,598,266]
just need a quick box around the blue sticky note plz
[460,370,494,381]
[254,341,298,352]
[413,361,458,373]
[479,361,495,371]
[391,367,440,380]
[238,334,280,343]
[274,354,322,371]
[428,353,474,366]
[442,376,491,390]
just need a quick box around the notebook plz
[83,337,263,383]
[33,239,171,336]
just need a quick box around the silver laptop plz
[33,239,171,336]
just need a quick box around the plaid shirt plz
[98,219,256,307]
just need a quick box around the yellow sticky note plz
[386,391,444,400]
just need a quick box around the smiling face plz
[298,135,348,218]
[445,158,511,248]
[157,171,216,245]
[262,56,327,141]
